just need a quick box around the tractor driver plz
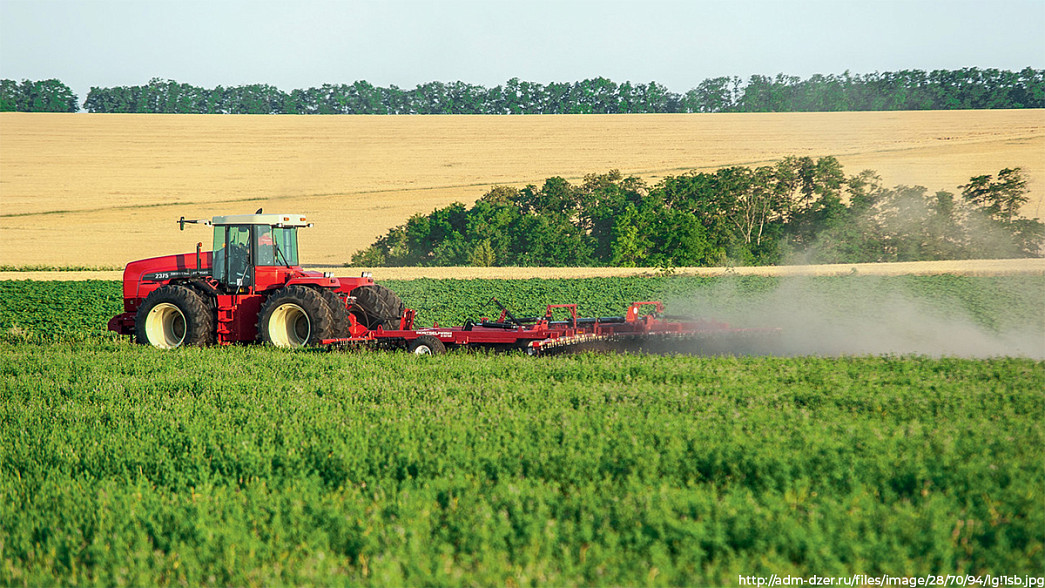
[255,226,276,266]
[226,225,251,286]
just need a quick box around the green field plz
[2,275,1043,345]
[1,276,1043,585]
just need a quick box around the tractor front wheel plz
[135,285,214,349]
[258,285,334,348]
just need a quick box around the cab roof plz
[211,214,311,227]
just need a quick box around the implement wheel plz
[350,284,406,330]
[135,285,214,349]
[408,335,446,355]
[258,285,333,348]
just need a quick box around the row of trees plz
[80,68,1045,114]
[692,68,1045,113]
[350,160,1044,268]
[5,68,1041,113]
[0,79,79,112]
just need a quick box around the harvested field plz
[1,110,1043,266]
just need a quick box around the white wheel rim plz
[269,303,310,347]
[145,302,186,349]
[412,344,433,355]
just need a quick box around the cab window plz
[272,227,299,266]
[255,226,275,266]
[212,226,227,283]
[227,226,251,284]
[254,226,298,267]
[212,225,252,286]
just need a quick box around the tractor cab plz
[169,212,314,293]
[206,213,310,291]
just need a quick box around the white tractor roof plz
[211,214,311,227]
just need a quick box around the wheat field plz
[1,110,1043,267]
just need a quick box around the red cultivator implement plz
[337,299,778,356]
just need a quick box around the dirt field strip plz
[1,110,1043,267]
[333,258,1045,279]
[2,258,1041,282]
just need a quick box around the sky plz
[1,0,1043,104]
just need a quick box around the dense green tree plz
[648,207,716,266]
[467,239,497,266]
[959,168,1043,256]
[608,204,653,266]
[960,167,1029,224]
[683,76,738,113]
[0,79,18,111]
[1,79,78,112]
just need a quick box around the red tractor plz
[110,212,777,355]
[108,212,407,349]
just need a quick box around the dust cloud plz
[673,276,1045,359]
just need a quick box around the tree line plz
[3,68,1042,113]
[350,160,1044,268]
[0,79,79,112]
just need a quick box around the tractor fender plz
[283,275,340,289]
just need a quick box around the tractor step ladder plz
[216,304,235,342]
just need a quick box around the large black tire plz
[319,289,351,338]
[407,335,446,355]
[257,285,334,348]
[135,284,215,349]
[350,284,405,330]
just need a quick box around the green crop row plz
[1,340,1042,585]
[0,280,123,340]
[1,275,1042,342]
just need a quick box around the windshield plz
[255,226,299,267]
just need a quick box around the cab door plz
[212,225,254,290]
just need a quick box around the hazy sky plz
[1,0,1042,103]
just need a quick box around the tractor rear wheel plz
[350,284,405,330]
[408,335,446,355]
[136,285,214,349]
[258,285,334,348]
[319,289,351,338]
